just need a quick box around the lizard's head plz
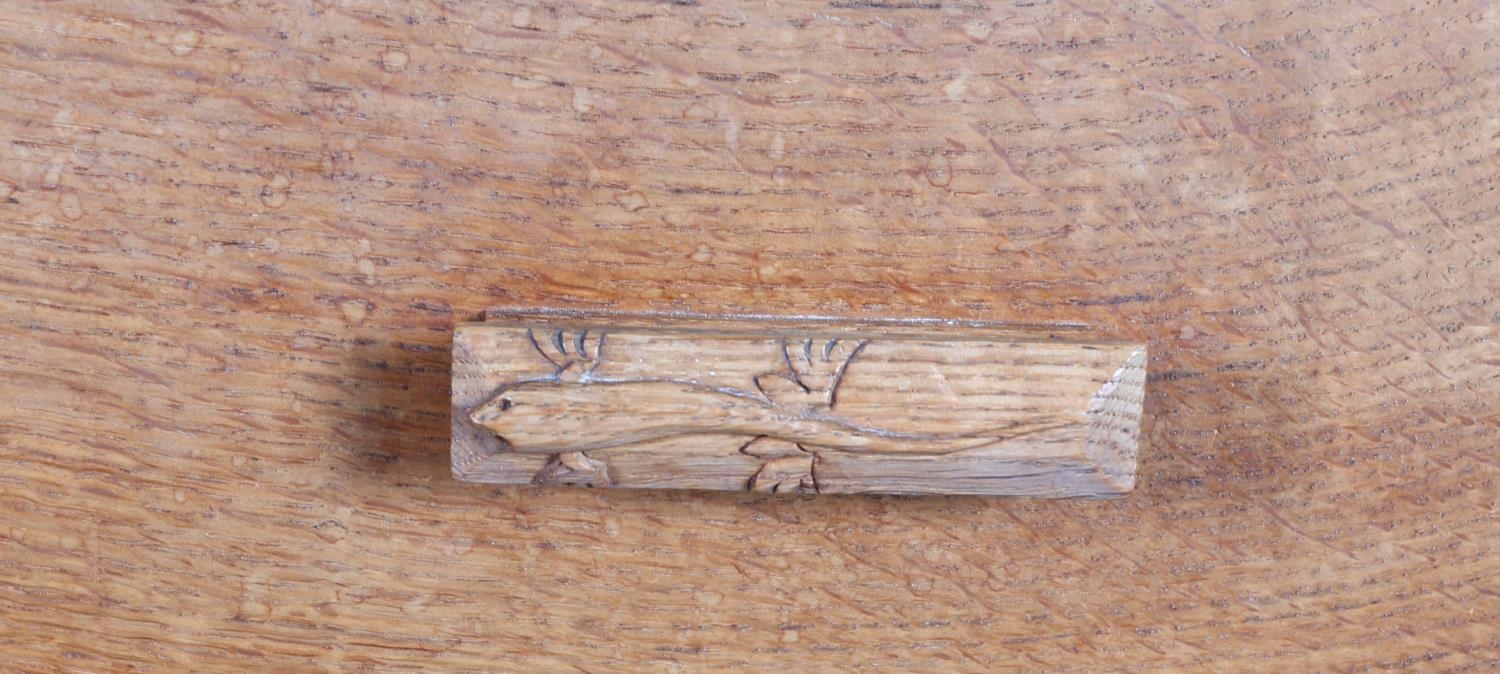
[468,379,642,453]
[469,382,563,429]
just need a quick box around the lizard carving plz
[471,330,1068,492]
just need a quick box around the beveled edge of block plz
[478,306,1132,344]
[1082,346,1148,495]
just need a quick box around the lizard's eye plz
[499,398,513,411]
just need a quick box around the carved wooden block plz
[452,309,1146,497]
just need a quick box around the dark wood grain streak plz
[1,0,1497,671]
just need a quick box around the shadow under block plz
[452,310,1146,497]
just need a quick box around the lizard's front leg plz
[528,328,605,381]
[741,436,818,494]
[533,451,611,487]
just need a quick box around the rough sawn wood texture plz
[1,0,1497,671]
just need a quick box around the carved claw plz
[533,451,611,487]
[748,455,818,494]
[529,329,605,380]
[774,338,867,406]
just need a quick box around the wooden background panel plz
[1,0,1497,670]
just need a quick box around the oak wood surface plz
[2,0,1497,671]
[452,317,1145,496]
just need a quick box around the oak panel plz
[1,1,1496,671]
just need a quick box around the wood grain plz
[452,312,1146,496]
[2,0,1498,671]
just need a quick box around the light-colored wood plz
[3,1,1499,671]
[453,313,1145,496]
